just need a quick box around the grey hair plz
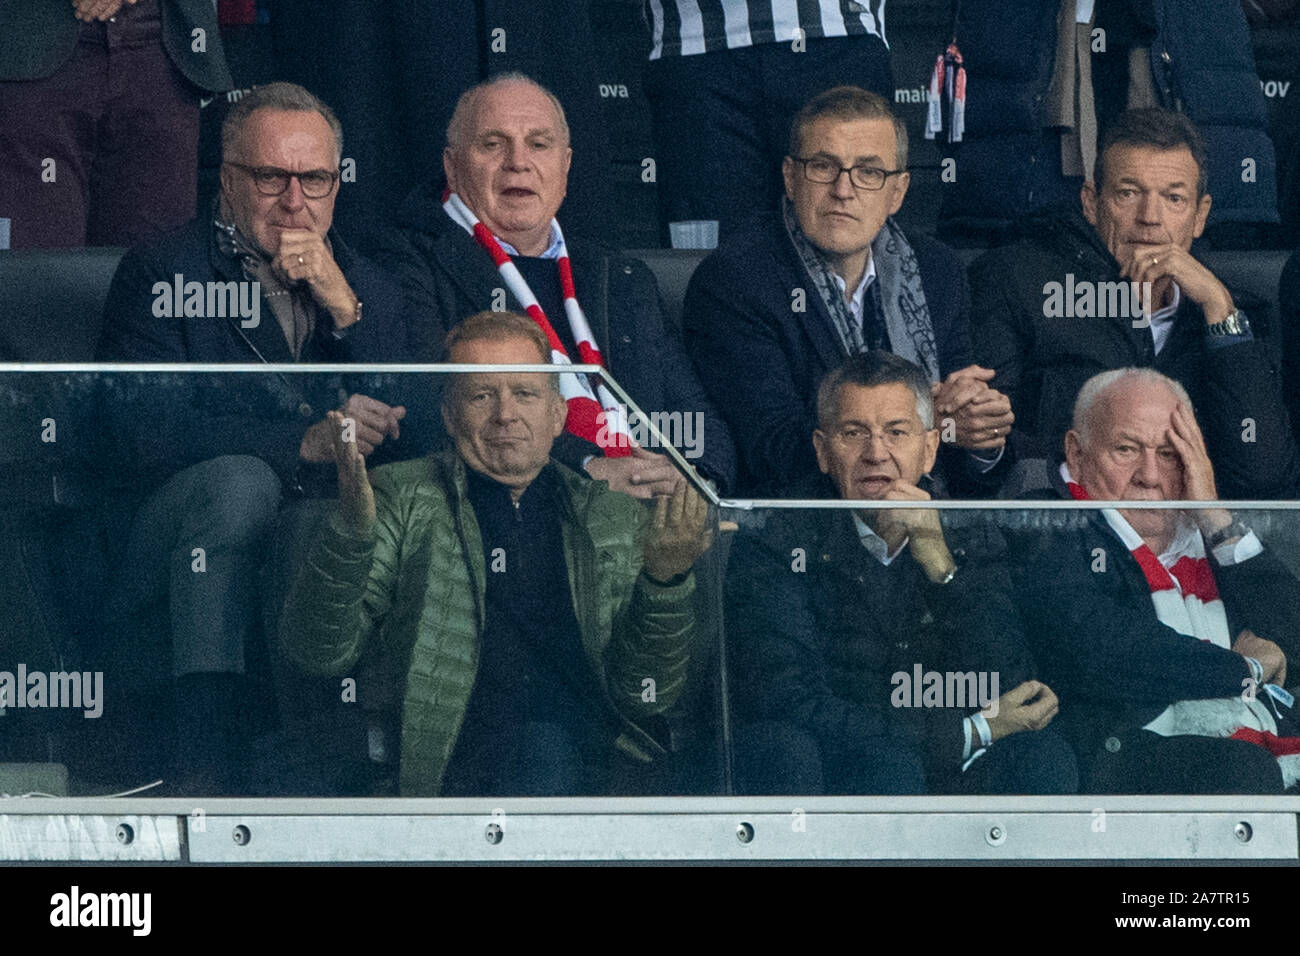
[442,310,563,406]
[790,85,909,171]
[1071,367,1193,448]
[221,82,343,165]
[445,72,570,152]
[817,351,934,431]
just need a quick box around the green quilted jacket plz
[280,451,695,796]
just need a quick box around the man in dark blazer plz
[0,0,232,248]
[96,83,416,795]
[380,72,736,496]
[725,351,1076,795]
[971,109,1299,499]
[1010,366,1300,793]
[1280,248,1300,450]
[682,86,1014,498]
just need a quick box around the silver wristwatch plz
[1206,308,1249,336]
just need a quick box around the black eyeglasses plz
[793,157,906,191]
[225,162,339,198]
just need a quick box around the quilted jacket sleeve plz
[279,467,408,677]
[601,500,696,723]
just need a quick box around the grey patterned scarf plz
[782,197,940,381]
[212,199,318,359]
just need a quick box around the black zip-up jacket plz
[725,497,1036,778]
[970,204,1299,498]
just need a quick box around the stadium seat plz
[0,247,126,362]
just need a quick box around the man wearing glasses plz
[96,82,414,795]
[725,350,1075,795]
[683,86,1013,498]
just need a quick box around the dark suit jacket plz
[681,211,1007,498]
[1280,248,1300,450]
[0,0,232,90]
[725,498,1037,779]
[96,216,420,495]
[971,204,1300,498]
[1008,471,1300,769]
[375,181,737,492]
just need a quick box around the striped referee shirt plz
[644,0,887,59]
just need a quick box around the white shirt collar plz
[830,255,877,324]
[1157,518,1203,569]
[1147,283,1181,355]
[1148,281,1181,321]
[496,220,564,259]
[851,510,907,566]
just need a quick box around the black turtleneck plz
[512,256,580,357]
[439,464,612,795]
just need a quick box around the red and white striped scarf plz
[443,190,631,456]
[1062,463,1230,647]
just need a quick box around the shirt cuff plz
[880,536,908,565]
[967,445,1005,473]
[1204,328,1254,349]
[960,713,994,771]
[1212,530,1263,566]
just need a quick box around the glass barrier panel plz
[2,366,1299,806]
[0,366,727,799]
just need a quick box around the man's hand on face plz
[585,445,684,500]
[1164,399,1232,537]
[274,229,359,328]
[931,365,1014,451]
[870,480,953,582]
[1234,629,1287,687]
[642,480,713,584]
[73,0,136,22]
[327,410,376,535]
[300,394,406,463]
[1121,242,1235,323]
[982,681,1060,743]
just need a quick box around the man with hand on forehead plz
[282,312,714,796]
[1010,368,1300,794]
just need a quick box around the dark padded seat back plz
[0,247,126,361]
[627,248,708,338]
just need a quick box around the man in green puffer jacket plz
[280,311,713,796]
